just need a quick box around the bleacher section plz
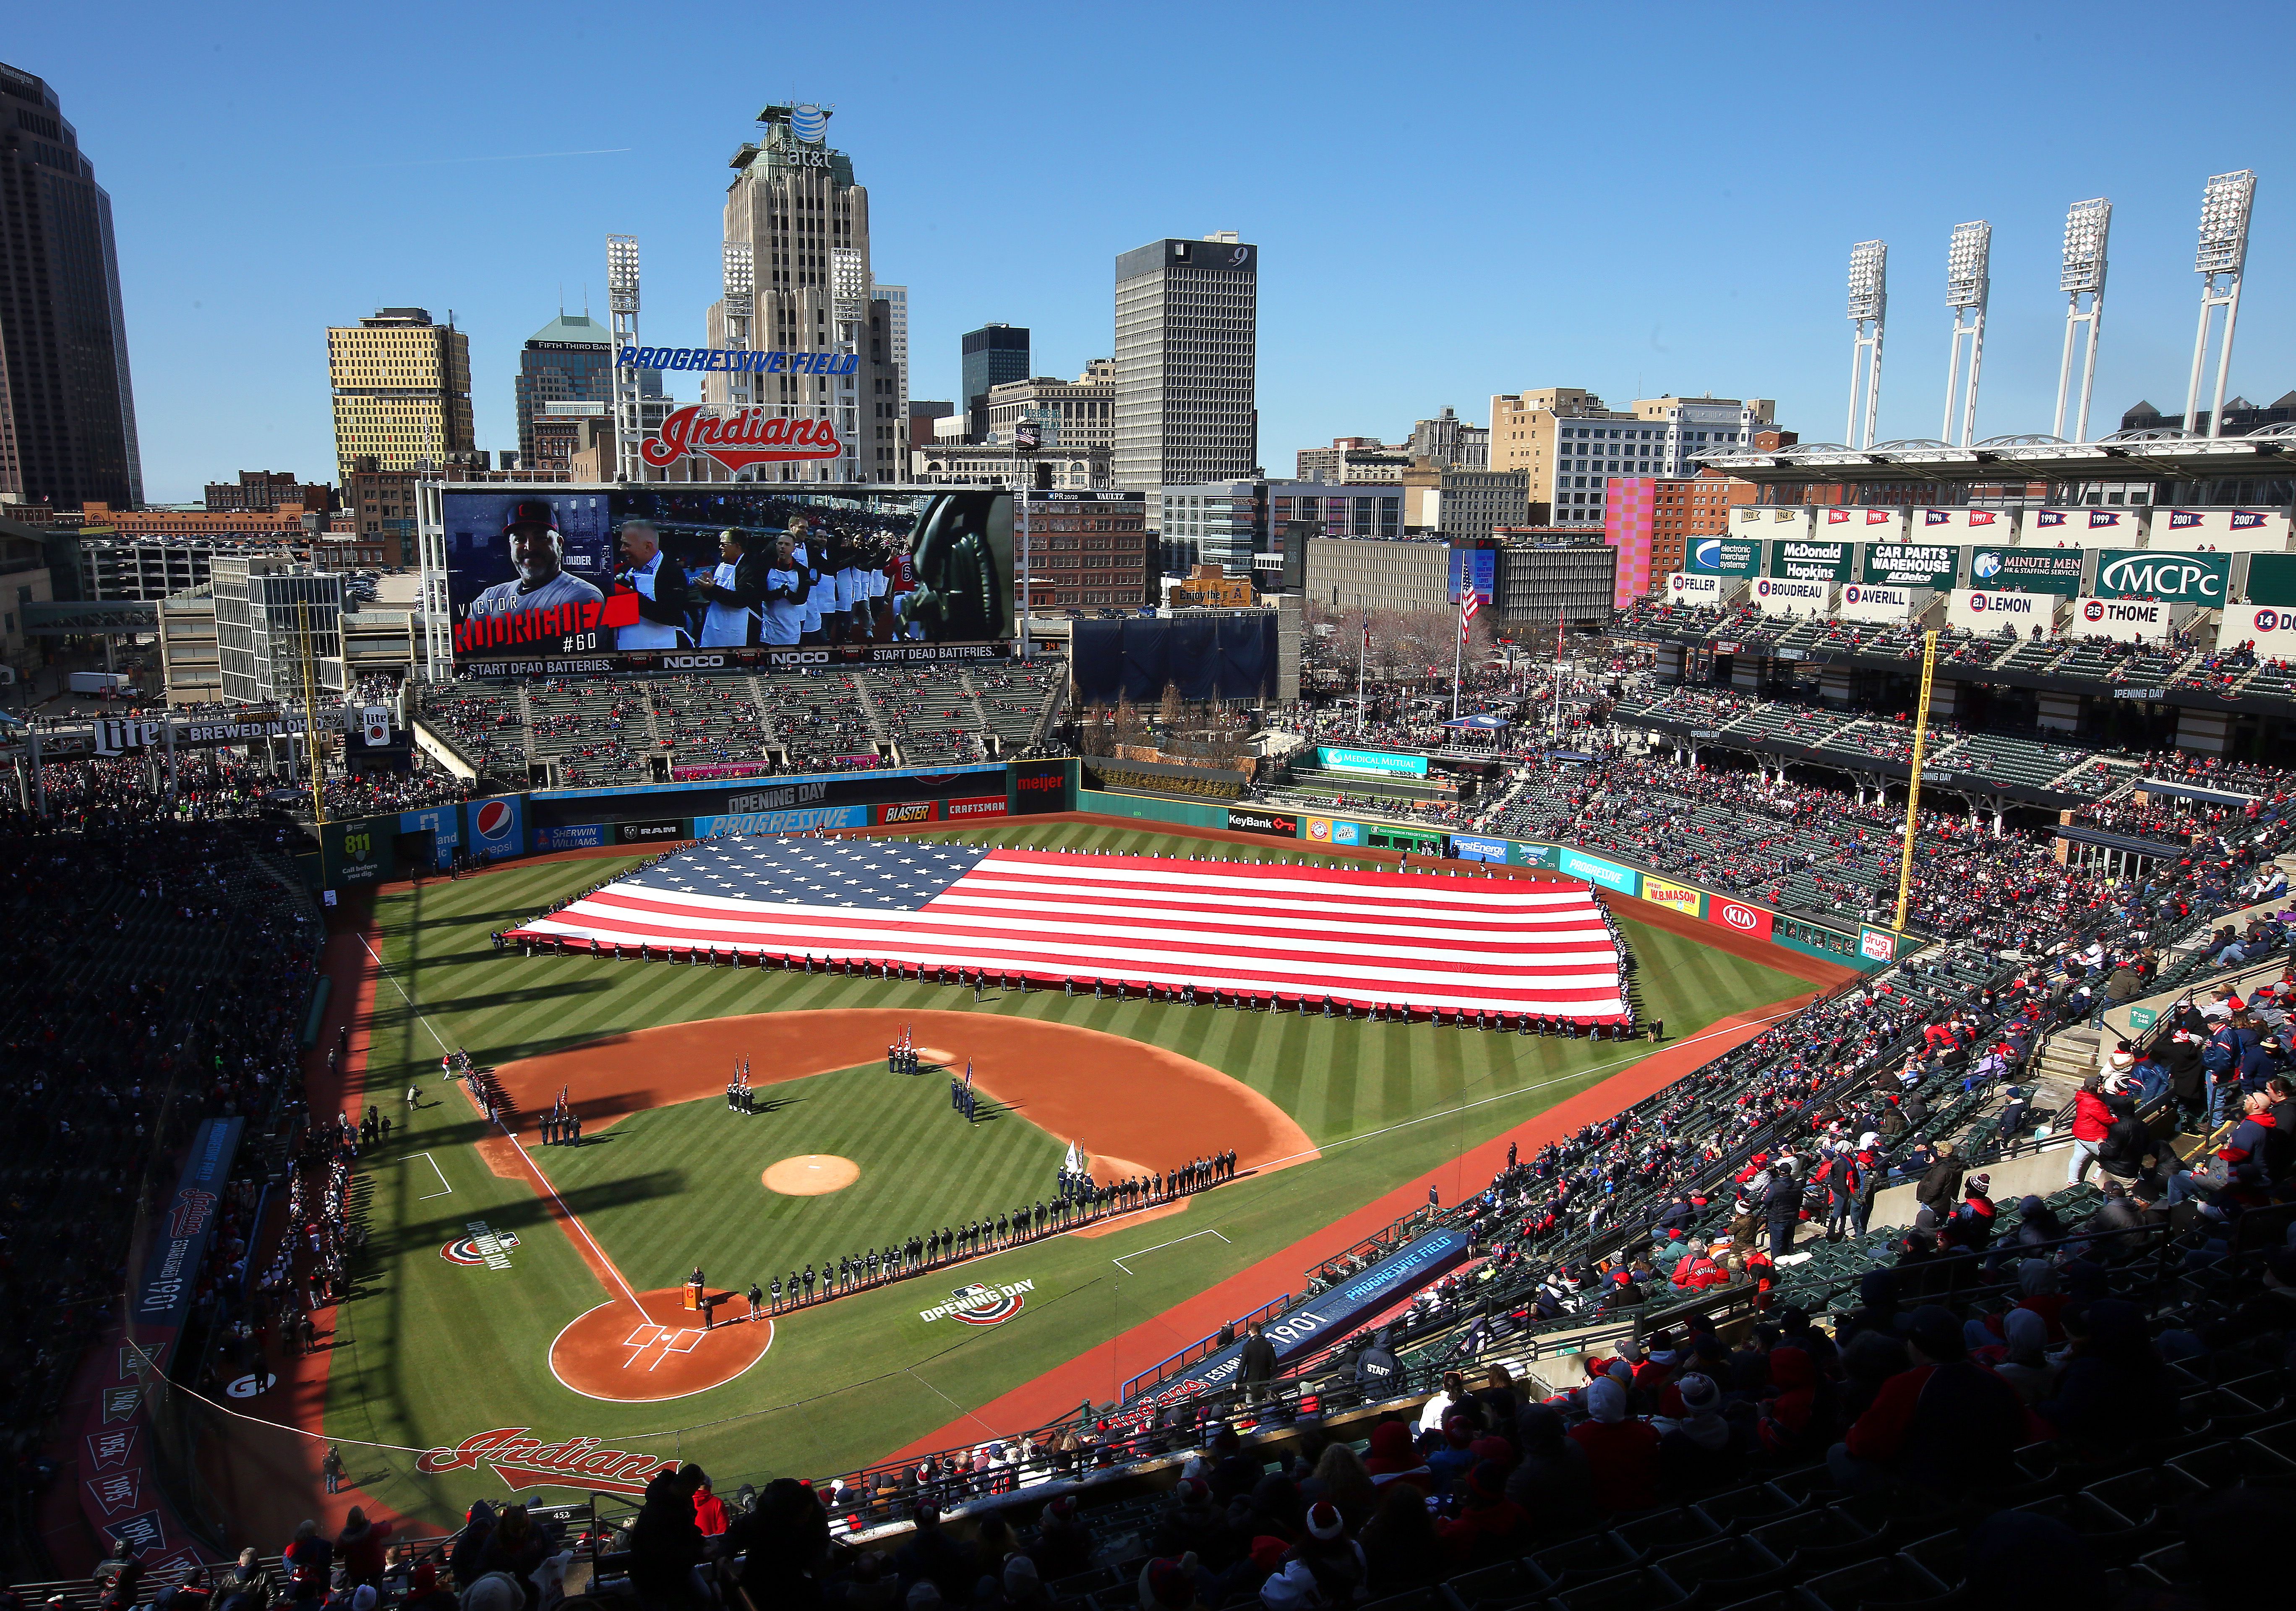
[524,680,656,787]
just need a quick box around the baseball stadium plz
[15,484,2296,1611]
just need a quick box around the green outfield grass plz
[320,821,1810,1519]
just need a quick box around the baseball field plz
[268,819,1825,1529]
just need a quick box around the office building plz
[1294,438,1411,482]
[1631,395,1773,474]
[960,323,1030,442]
[204,472,331,515]
[80,501,316,540]
[327,308,473,485]
[1115,234,1258,489]
[1156,480,1263,575]
[1490,388,1638,527]
[1408,407,1488,470]
[212,554,344,704]
[705,102,902,482]
[1014,490,1148,612]
[514,313,616,470]
[1401,466,1529,542]
[530,404,615,480]
[342,458,421,565]
[908,400,955,451]
[909,440,1110,490]
[872,281,907,424]
[0,523,54,681]
[1267,482,1403,540]
[984,361,1115,449]
[0,61,142,509]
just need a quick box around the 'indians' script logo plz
[641,406,843,472]
[415,1428,682,1496]
[167,1189,217,1240]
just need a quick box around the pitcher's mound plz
[764,1154,860,1195]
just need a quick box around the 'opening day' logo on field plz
[441,1222,520,1270]
[921,1280,1033,1326]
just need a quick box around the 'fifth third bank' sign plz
[2093,549,2228,605]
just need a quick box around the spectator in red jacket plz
[691,1479,729,1538]
[1437,1462,1529,1564]
[335,1509,394,1588]
[2069,1074,2116,1185]
[1362,1419,1433,1494]
[1829,1305,2028,1494]
[1567,1376,1662,1512]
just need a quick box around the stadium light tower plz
[1845,240,1887,449]
[607,234,643,481]
[2185,169,2256,439]
[831,246,866,483]
[2053,199,2111,442]
[1940,222,1991,447]
[723,242,754,407]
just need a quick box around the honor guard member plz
[746,1283,763,1322]
[770,1275,783,1312]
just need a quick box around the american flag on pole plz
[508,837,1626,1019]
[1459,590,1480,640]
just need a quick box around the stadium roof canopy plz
[1692,425,2296,491]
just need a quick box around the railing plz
[1118,1292,1294,1403]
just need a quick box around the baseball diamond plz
[185,815,1836,1544]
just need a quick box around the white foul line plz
[416,1150,454,1200]
[1112,1227,1230,1275]
[360,933,451,1053]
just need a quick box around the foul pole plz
[1893,628,1938,934]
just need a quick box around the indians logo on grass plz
[415,1428,683,1496]
[441,1222,520,1269]
[920,1279,1033,1326]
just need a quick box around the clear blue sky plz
[14,1,2293,502]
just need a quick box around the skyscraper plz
[327,308,473,485]
[514,312,614,469]
[0,60,142,508]
[705,102,902,482]
[872,281,907,430]
[960,324,1029,443]
[1114,234,1258,489]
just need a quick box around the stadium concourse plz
[5,707,2296,1611]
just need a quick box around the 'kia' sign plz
[1709,899,1774,941]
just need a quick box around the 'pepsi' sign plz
[470,797,524,861]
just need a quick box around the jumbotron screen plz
[439,485,1012,675]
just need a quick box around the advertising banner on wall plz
[1689,536,1761,576]
[1970,547,2085,596]
[944,795,1011,821]
[1508,842,1560,871]
[1665,571,1729,604]
[1558,849,1640,896]
[2242,553,2296,607]
[1448,547,1496,606]
[132,1118,245,1369]
[616,819,689,845]
[875,800,940,826]
[1837,584,1930,622]
[1912,508,2012,537]
[440,485,1012,667]
[1768,539,1855,581]
[1009,759,1069,814]
[399,805,461,867]
[1302,816,1367,848]
[1947,589,2059,633]
[325,817,393,886]
[1821,507,1908,537]
[1709,897,1774,941]
[1861,542,1961,589]
[2029,508,2137,547]
[1225,807,1300,837]
[535,824,608,851]
[1753,577,1837,616]
[1639,878,1706,918]
[1858,925,1901,965]
[1316,746,1430,777]
[695,803,870,837]
[2153,508,2289,551]
[468,796,526,860]
[1448,834,1511,863]
[2220,604,2296,652]
[2072,596,2176,642]
[2092,549,2229,606]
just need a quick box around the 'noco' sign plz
[2093,549,2227,605]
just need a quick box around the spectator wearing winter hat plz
[1424,1416,1477,1492]
[1653,1372,1739,1492]
[1830,1303,2028,1494]
[1503,1404,1592,1528]
[1942,1173,1997,1252]
[1360,1420,1432,1494]
[1136,1553,1207,1611]
[1567,1376,1662,1512]
[1993,1309,2060,1405]
[1281,1503,1367,1603]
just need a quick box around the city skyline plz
[7,1,2294,503]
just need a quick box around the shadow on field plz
[368,1170,689,1261]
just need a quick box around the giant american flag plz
[508,837,1628,1019]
